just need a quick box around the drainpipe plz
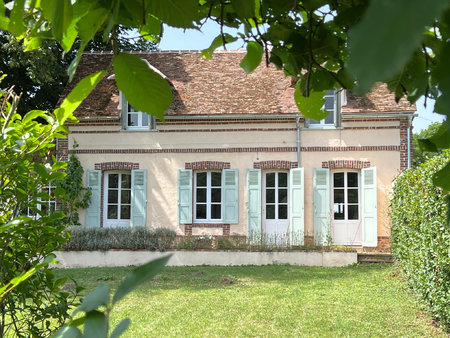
[407,115,412,169]
[296,116,301,167]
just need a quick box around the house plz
[56,50,415,249]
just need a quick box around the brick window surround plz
[95,162,140,171]
[322,160,370,169]
[185,161,230,170]
[185,223,230,236]
[253,160,298,169]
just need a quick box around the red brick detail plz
[56,138,69,161]
[399,117,412,171]
[184,223,230,236]
[185,161,231,170]
[76,145,402,155]
[322,160,371,169]
[253,161,298,169]
[94,162,139,171]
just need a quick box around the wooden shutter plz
[362,167,377,247]
[289,168,304,246]
[313,168,330,245]
[85,170,101,227]
[131,169,147,227]
[246,169,261,244]
[178,169,192,224]
[222,169,239,224]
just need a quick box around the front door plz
[262,171,289,245]
[332,171,362,245]
[103,171,131,227]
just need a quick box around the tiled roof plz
[63,50,415,119]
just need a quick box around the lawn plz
[55,264,444,337]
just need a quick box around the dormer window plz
[306,89,345,128]
[121,94,157,131]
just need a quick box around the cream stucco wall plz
[69,118,403,246]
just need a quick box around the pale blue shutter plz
[289,168,304,246]
[246,169,261,244]
[313,168,330,245]
[85,170,101,227]
[131,169,147,227]
[362,167,377,247]
[178,169,192,224]
[222,169,238,224]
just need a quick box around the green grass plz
[55,264,444,337]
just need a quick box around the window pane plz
[211,172,222,186]
[211,204,221,219]
[141,112,149,127]
[109,174,118,188]
[348,205,359,220]
[211,188,221,202]
[128,103,137,112]
[196,204,206,219]
[278,189,287,203]
[122,174,131,189]
[278,173,287,187]
[128,113,139,126]
[108,205,118,219]
[266,188,275,203]
[121,190,131,204]
[196,172,207,187]
[266,205,275,219]
[324,111,334,124]
[348,189,359,203]
[108,190,118,203]
[121,205,131,220]
[196,188,206,203]
[278,205,287,219]
[324,96,334,111]
[334,189,344,203]
[334,205,345,220]
[348,172,358,187]
[333,173,344,187]
[266,173,275,187]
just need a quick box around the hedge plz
[62,227,176,252]
[390,151,450,332]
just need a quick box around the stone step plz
[357,253,394,264]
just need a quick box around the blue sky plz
[159,23,444,133]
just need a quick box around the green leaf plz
[113,53,173,121]
[144,0,199,28]
[294,83,328,120]
[202,34,238,59]
[83,311,107,338]
[240,41,263,74]
[52,0,73,42]
[56,70,106,125]
[23,35,43,51]
[348,0,449,94]
[73,284,109,315]
[23,110,47,124]
[434,41,450,118]
[112,255,170,304]
[7,0,25,37]
[232,0,257,19]
[139,14,162,41]
[60,19,79,53]
[0,0,10,30]
[433,161,450,191]
[53,326,83,338]
[110,318,131,338]
[77,7,109,43]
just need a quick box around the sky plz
[159,23,445,133]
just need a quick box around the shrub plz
[390,151,450,332]
[62,227,176,252]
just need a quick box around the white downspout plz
[296,116,301,167]
[407,115,412,169]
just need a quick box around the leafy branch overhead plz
[0,0,449,189]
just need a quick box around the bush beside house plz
[390,151,450,332]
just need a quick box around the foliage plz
[55,146,91,225]
[390,152,450,332]
[1,1,448,190]
[62,227,176,252]
[55,264,445,337]
[54,256,169,338]
[0,87,81,336]
[413,122,443,166]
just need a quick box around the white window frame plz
[332,170,360,221]
[27,184,57,218]
[103,171,132,227]
[121,93,157,131]
[194,171,223,223]
[306,89,345,129]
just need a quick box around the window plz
[194,171,222,222]
[307,89,345,128]
[333,172,359,221]
[104,172,131,227]
[264,172,288,220]
[27,184,57,218]
[123,97,157,130]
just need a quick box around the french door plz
[103,172,131,227]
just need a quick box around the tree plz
[413,122,442,166]
[0,0,447,189]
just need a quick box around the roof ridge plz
[82,49,247,55]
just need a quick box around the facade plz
[57,50,415,249]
